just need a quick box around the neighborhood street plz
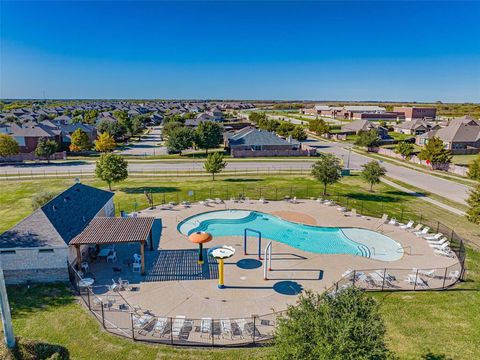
[119,127,167,156]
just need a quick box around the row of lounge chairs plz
[132,314,262,341]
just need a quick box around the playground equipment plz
[244,228,262,260]
[189,231,213,265]
[208,246,236,289]
[263,241,273,280]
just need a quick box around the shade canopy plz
[70,217,154,245]
[189,231,212,244]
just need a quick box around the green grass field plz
[0,175,479,359]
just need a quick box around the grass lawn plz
[0,284,263,360]
[1,175,479,359]
[387,132,415,141]
[451,154,478,166]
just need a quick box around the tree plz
[0,134,19,158]
[204,152,227,180]
[95,153,128,191]
[165,126,194,154]
[418,137,452,168]
[290,126,307,141]
[355,129,380,147]
[311,154,342,196]
[195,121,223,154]
[84,109,99,124]
[162,121,183,137]
[69,128,91,152]
[273,288,392,360]
[31,191,57,210]
[467,154,480,181]
[95,133,117,152]
[35,138,58,163]
[276,122,295,137]
[96,120,127,140]
[395,142,414,159]
[361,160,387,191]
[466,184,480,224]
[309,119,330,136]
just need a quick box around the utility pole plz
[0,258,15,349]
[347,147,352,169]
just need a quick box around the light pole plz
[346,147,352,169]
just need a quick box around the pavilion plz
[70,217,155,275]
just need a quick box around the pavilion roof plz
[70,217,154,246]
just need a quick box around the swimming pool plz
[178,210,403,261]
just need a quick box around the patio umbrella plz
[189,231,212,265]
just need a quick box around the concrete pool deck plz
[87,199,460,320]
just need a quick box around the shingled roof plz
[0,183,114,249]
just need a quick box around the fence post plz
[131,312,135,340]
[381,268,386,291]
[87,288,91,310]
[252,316,256,345]
[400,207,404,223]
[170,317,173,345]
[211,319,214,347]
[436,221,440,233]
[275,187,278,201]
[352,270,356,287]
[101,302,105,329]
[413,269,419,291]
[442,267,448,289]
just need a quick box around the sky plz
[1,1,479,102]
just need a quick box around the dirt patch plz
[271,211,317,225]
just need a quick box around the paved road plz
[0,138,470,205]
[305,138,470,205]
[119,127,168,156]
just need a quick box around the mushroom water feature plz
[207,245,236,289]
[189,231,212,265]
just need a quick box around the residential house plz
[341,120,389,138]
[416,123,480,154]
[393,119,437,135]
[225,127,315,158]
[0,183,114,284]
[6,122,62,153]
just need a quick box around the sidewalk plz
[381,178,465,217]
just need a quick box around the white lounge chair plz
[400,220,414,230]
[290,197,298,204]
[434,248,455,258]
[405,274,428,287]
[431,242,451,252]
[258,197,267,204]
[153,317,168,337]
[220,318,232,339]
[414,227,430,237]
[172,315,186,337]
[215,198,224,204]
[388,218,398,226]
[409,224,423,233]
[412,268,435,278]
[380,214,388,224]
[424,233,443,240]
[448,270,460,280]
[350,208,357,217]
[200,317,212,338]
[428,238,449,247]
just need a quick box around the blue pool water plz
[178,210,403,261]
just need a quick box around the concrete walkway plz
[381,178,465,216]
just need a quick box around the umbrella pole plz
[218,259,225,289]
[198,243,204,265]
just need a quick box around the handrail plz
[264,241,272,280]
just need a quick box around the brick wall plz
[3,268,69,284]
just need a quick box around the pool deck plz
[88,199,459,320]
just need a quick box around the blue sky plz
[1,1,479,102]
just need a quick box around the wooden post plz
[149,229,153,251]
[141,241,145,275]
[76,245,82,268]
